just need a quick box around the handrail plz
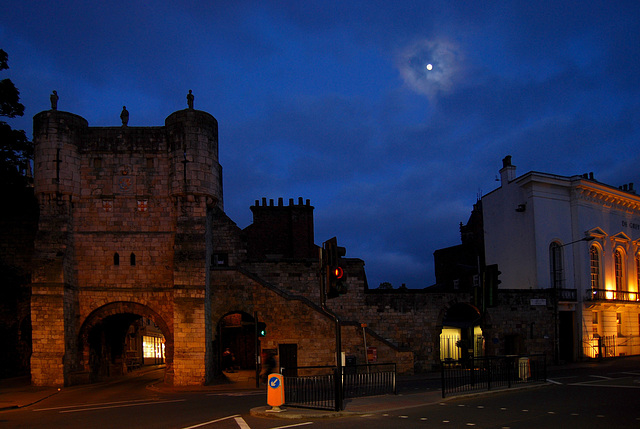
[586,288,640,302]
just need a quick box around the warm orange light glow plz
[334,267,344,279]
[606,291,614,300]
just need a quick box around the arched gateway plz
[30,105,220,386]
[77,302,173,382]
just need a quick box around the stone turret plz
[165,109,222,207]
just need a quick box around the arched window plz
[550,242,563,289]
[130,252,136,266]
[614,249,625,292]
[114,252,120,266]
[590,245,601,290]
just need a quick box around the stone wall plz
[483,289,555,359]
[21,105,559,387]
[30,108,221,386]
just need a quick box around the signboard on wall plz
[367,346,377,363]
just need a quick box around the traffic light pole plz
[319,246,343,412]
[254,311,260,388]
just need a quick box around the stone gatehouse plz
[26,102,555,386]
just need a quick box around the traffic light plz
[324,237,347,299]
[257,322,266,337]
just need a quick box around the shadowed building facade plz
[28,104,422,387]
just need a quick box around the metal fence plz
[343,363,396,398]
[440,335,486,362]
[583,335,640,359]
[281,363,397,411]
[282,366,337,410]
[441,354,547,398]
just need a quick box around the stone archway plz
[439,302,483,363]
[77,302,173,383]
[214,311,259,375]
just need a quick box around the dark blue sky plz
[2,1,639,288]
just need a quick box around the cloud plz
[396,39,465,101]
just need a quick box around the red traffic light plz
[334,267,344,279]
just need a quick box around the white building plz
[483,156,640,362]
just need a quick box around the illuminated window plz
[143,336,165,362]
[590,245,601,290]
[550,242,563,288]
[617,313,623,336]
[614,249,625,292]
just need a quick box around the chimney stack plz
[499,155,516,185]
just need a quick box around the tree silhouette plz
[0,49,32,188]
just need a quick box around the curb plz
[250,406,359,419]
[0,389,61,412]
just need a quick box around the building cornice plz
[573,181,640,214]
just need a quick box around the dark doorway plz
[559,311,575,362]
[279,344,298,376]
[504,334,523,355]
[217,312,257,372]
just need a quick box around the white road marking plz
[59,399,187,413]
[181,414,240,429]
[33,398,154,412]
[234,416,251,429]
[270,423,313,429]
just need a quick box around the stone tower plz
[31,106,221,386]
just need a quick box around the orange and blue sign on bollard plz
[267,373,284,411]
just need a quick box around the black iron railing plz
[556,288,577,301]
[441,354,546,398]
[587,288,640,302]
[343,363,396,398]
[282,363,397,411]
[282,366,336,410]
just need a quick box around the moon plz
[426,64,433,70]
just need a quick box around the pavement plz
[249,389,446,419]
[0,367,539,419]
[0,375,61,411]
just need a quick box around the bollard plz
[266,373,285,413]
